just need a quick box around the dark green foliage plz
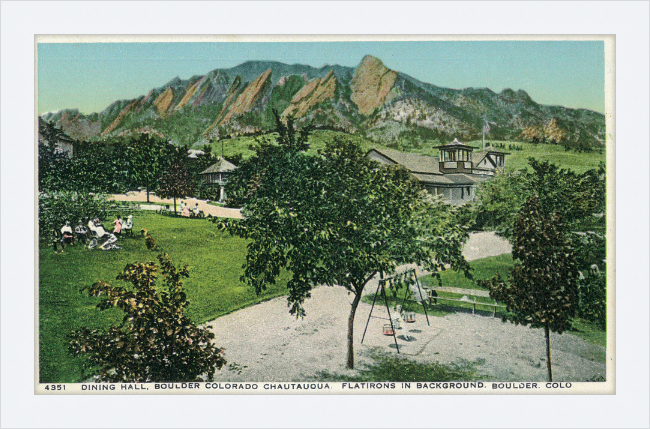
[38,191,112,241]
[572,232,607,329]
[156,162,195,214]
[273,110,312,151]
[69,252,226,383]
[125,133,182,201]
[482,195,579,332]
[474,159,606,329]
[225,110,313,207]
[479,195,579,380]
[473,170,527,239]
[39,134,131,195]
[475,158,605,240]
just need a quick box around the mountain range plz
[40,55,606,148]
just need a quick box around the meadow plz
[200,130,605,175]
[39,212,289,383]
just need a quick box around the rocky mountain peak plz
[351,55,398,115]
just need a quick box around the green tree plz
[38,191,112,241]
[473,169,527,239]
[156,162,195,215]
[475,159,607,329]
[126,134,177,202]
[475,159,605,241]
[69,253,226,382]
[38,140,75,192]
[479,195,579,381]
[225,110,311,207]
[225,133,470,369]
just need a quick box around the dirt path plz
[110,191,243,219]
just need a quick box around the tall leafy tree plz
[224,131,470,369]
[69,252,226,382]
[475,159,607,329]
[126,134,178,202]
[156,162,195,215]
[479,195,579,381]
[225,110,311,207]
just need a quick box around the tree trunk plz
[346,292,362,369]
[173,197,177,215]
[146,185,150,203]
[545,322,553,381]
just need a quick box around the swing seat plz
[403,312,416,323]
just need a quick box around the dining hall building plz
[367,139,508,205]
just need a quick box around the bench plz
[424,286,506,316]
[108,204,135,214]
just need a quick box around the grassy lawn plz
[39,211,289,383]
[454,139,605,174]
[421,253,514,291]
[201,132,605,175]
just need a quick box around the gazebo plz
[199,158,237,202]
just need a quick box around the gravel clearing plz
[110,191,243,219]
[204,232,606,382]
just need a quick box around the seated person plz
[182,204,190,217]
[93,219,107,238]
[60,221,74,246]
[75,220,88,244]
[122,215,134,234]
[99,232,119,250]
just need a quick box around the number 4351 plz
[44,384,65,391]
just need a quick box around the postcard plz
[35,34,614,395]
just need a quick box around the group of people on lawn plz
[180,201,201,218]
[57,214,133,251]
[56,201,201,252]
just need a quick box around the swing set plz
[360,269,430,353]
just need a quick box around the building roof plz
[435,138,475,151]
[413,173,484,186]
[369,148,441,175]
[471,148,510,166]
[471,150,490,166]
[200,158,237,174]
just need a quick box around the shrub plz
[69,252,226,382]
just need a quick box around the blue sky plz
[37,41,605,115]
